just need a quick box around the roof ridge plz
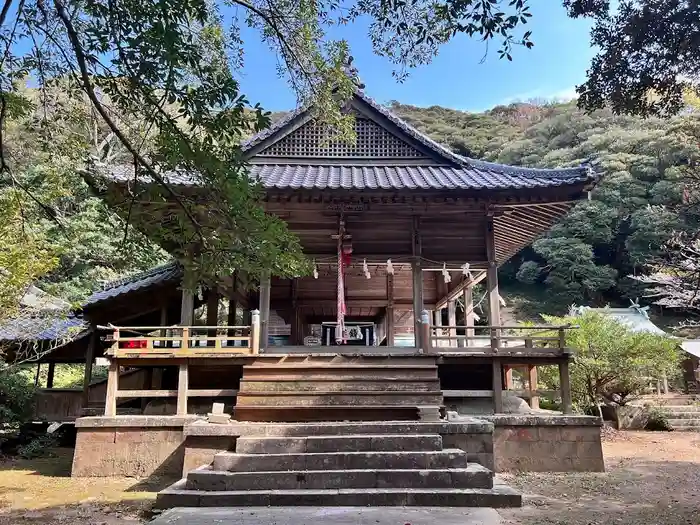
[100,261,180,291]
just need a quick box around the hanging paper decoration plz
[363,259,371,279]
[196,286,204,301]
[442,263,452,284]
[386,259,394,275]
[461,263,473,280]
[312,260,318,279]
[498,294,506,307]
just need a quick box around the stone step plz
[212,449,467,471]
[186,464,493,491]
[645,404,700,411]
[156,481,521,509]
[239,380,441,392]
[235,434,443,454]
[235,392,444,407]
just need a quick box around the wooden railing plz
[425,324,573,355]
[106,312,260,357]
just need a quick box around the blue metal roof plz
[0,313,87,344]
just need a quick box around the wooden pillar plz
[250,310,261,354]
[463,287,474,348]
[46,362,56,389]
[259,273,271,351]
[528,365,540,409]
[290,278,300,345]
[206,288,219,347]
[34,363,41,386]
[503,366,513,390]
[485,216,500,351]
[386,273,395,347]
[104,359,119,416]
[434,309,442,348]
[559,360,573,414]
[177,362,188,415]
[492,358,503,414]
[411,216,423,349]
[447,299,457,347]
[227,279,238,348]
[82,328,97,408]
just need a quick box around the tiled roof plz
[83,262,182,307]
[0,313,87,344]
[97,162,592,191]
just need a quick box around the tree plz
[541,311,680,416]
[0,0,538,315]
[565,0,700,117]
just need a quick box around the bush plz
[644,407,673,431]
[16,433,58,459]
[0,371,37,428]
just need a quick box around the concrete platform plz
[151,506,503,525]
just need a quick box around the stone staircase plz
[664,404,700,431]
[156,424,521,508]
[233,355,443,422]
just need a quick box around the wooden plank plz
[105,360,119,416]
[528,365,539,409]
[187,389,238,397]
[177,363,189,415]
[116,389,178,398]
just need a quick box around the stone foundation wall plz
[71,416,197,477]
[488,415,604,472]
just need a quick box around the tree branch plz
[51,0,204,244]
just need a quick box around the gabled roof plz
[83,261,182,308]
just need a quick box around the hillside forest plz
[6,95,700,321]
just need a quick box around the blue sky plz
[232,2,596,112]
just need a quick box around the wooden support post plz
[463,287,474,348]
[227,283,238,348]
[411,216,423,349]
[105,359,119,417]
[290,278,300,345]
[386,273,395,347]
[420,310,432,353]
[559,360,573,414]
[485,216,501,352]
[34,363,41,386]
[82,328,97,408]
[46,362,56,389]
[492,358,503,414]
[206,288,219,347]
[434,309,442,348]
[250,309,261,354]
[447,299,457,347]
[177,362,188,415]
[259,273,271,352]
[504,366,513,390]
[528,365,540,409]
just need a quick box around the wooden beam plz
[105,360,119,416]
[485,216,501,351]
[259,273,271,351]
[177,362,189,415]
[435,271,487,310]
[82,328,97,408]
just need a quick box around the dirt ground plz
[500,430,700,525]
[0,432,698,524]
